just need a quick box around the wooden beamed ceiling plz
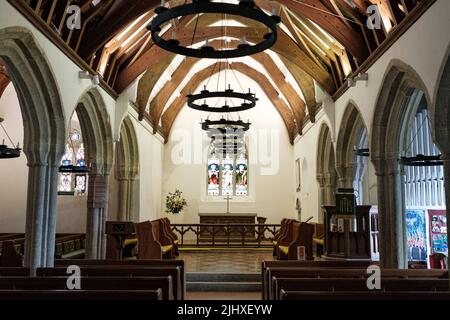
[16,0,432,142]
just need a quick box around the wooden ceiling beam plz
[78,0,160,60]
[271,0,369,62]
[115,26,335,94]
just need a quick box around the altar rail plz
[171,224,280,248]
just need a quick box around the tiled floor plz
[179,249,274,273]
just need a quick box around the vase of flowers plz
[165,189,188,215]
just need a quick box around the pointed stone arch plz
[115,116,140,222]
[74,87,114,259]
[335,102,369,202]
[316,123,337,221]
[0,27,66,269]
[370,59,432,268]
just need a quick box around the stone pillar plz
[373,159,407,269]
[323,173,336,205]
[336,165,354,189]
[86,173,109,259]
[117,169,138,222]
[24,156,60,270]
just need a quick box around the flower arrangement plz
[165,189,188,215]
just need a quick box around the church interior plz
[0,0,450,303]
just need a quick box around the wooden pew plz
[37,266,182,300]
[54,259,186,299]
[279,290,450,300]
[265,267,448,300]
[276,221,314,260]
[272,278,450,300]
[0,289,163,300]
[134,221,173,260]
[0,268,30,276]
[162,218,180,255]
[261,260,374,299]
[0,276,174,300]
[272,219,291,256]
[151,219,175,259]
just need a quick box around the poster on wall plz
[406,209,429,261]
[428,210,448,255]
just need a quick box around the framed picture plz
[295,158,301,192]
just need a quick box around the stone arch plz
[370,59,432,268]
[335,102,369,203]
[115,116,140,222]
[316,123,337,221]
[74,87,114,259]
[0,27,66,269]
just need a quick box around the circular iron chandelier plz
[201,118,250,134]
[0,117,21,159]
[149,0,281,59]
[187,86,258,113]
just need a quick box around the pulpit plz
[322,205,372,260]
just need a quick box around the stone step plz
[187,281,261,292]
[186,272,260,283]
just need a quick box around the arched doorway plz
[316,123,337,222]
[0,27,65,269]
[371,60,446,268]
[74,88,113,259]
[336,103,369,205]
[113,116,140,222]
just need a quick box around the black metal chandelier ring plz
[201,119,251,133]
[187,88,258,113]
[0,144,21,159]
[150,0,281,59]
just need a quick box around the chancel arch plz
[316,123,337,221]
[336,102,369,204]
[0,27,66,269]
[74,87,114,259]
[371,59,445,269]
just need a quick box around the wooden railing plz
[171,224,280,248]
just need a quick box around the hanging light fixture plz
[187,85,258,113]
[149,0,281,59]
[400,154,443,167]
[0,117,21,159]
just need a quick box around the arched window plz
[207,142,248,197]
[58,128,88,196]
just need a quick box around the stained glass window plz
[206,142,248,197]
[58,129,88,196]
[207,151,220,196]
